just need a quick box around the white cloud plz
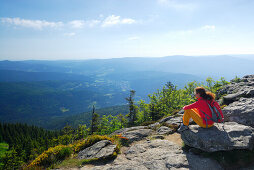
[1,17,63,29]
[87,20,100,27]
[1,16,136,30]
[69,20,85,28]
[122,18,136,24]
[102,15,120,27]
[128,36,140,40]
[201,25,216,31]
[64,32,76,36]
[69,19,100,28]
[102,15,136,27]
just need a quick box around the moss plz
[54,158,83,168]
[81,151,118,165]
[81,157,99,165]
[115,144,121,154]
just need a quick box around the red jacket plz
[183,97,223,125]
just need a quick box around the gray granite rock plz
[78,140,116,160]
[157,126,174,135]
[218,75,254,105]
[148,122,160,129]
[110,126,148,135]
[223,97,254,127]
[180,122,254,152]
[82,139,223,170]
[165,116,182,127]
[121,128,153,144]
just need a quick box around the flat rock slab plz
[223,97,254,127]
[157,126,174,135]
[180,122,254,152]
[82,139,223,170]
[78,140,116,160]
[111,126,148,135]
[121,128,153,144]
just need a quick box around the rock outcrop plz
[78,74,254,170]
[121,128,153,144]
[156,126,174,135]
[111,126,149,135]
[219,75,254,127]
[223,98,254,127]
[82,139,223,170]
[218,75,254,104]
[78,140,116,160]
[180,122,254,152]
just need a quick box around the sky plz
[0,0,254,60]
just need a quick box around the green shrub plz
[27,145,73,168]
[57,147,73,160]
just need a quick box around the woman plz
[178,86,223,132]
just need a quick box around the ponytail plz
[195,87,215,101]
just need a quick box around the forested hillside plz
[0,76,231,169]
[0,69,200,128]
[0,80,128,125]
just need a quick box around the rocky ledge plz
[219,75,254,127]
[82,139,223,170]
[180,122,254,152]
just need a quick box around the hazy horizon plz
[1,54,254,61]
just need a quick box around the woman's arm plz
[183,101,199,110]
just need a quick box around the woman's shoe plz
[177,123,189,132]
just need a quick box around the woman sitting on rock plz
[178,87,223,132]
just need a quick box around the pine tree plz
[125,90,138,127]
[90,105,100,134]
[117,113,127,128]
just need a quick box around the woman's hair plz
[195,87,215,101]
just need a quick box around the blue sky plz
[0,0,254,60]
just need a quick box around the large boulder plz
[180,122,254,152]
[82,139,223,170]
[223,98,254,127]
[78,140,116,160]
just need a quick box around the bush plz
[27,145,73,168]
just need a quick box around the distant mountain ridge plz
[1,55,253,79]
